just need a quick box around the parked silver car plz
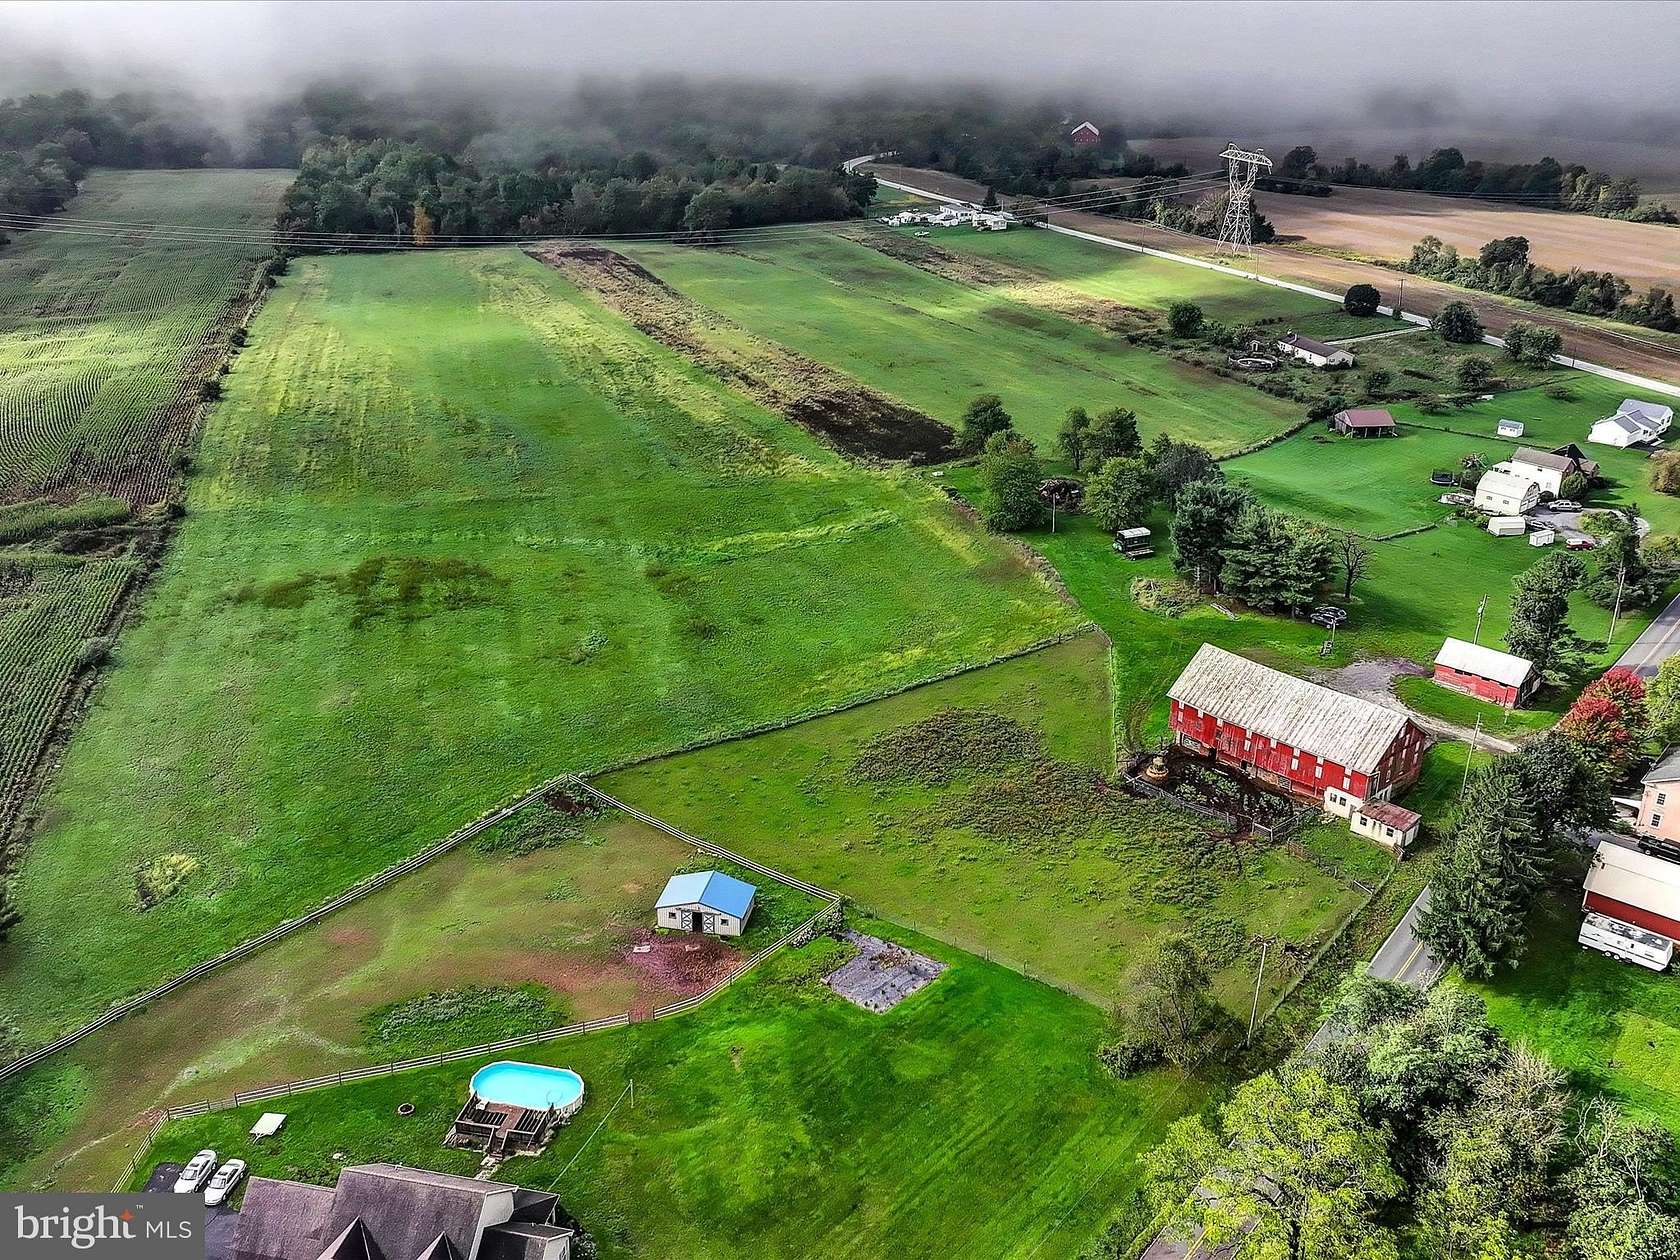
[204,1159,247,1206]
[172,1150,217,1193]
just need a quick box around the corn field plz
[0,169,291,837]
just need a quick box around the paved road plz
[1615,587,1680,678]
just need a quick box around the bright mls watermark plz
[6,1196,203,1260]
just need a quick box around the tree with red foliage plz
[1559,668,1648,779]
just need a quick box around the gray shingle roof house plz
[233,1164,575,1260]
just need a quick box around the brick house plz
[1168,643,1429,808]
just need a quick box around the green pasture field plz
[916,224,1340,326]
[619,233,1301,452]
[596,635,1376,1013]
[943,426,1654,743]
[0,170,291,833]
[1233,378,1680,537]
[1470,892,1680,1136]
[0,247,1080,1047]
[0,806,819,1192]
[132,924,1208,1260]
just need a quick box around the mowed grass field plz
[1471,893,1680,1136]
[1,247,1080,1045]
[0,805,818,1192]
[620,233,1301,451]
[596,636,1380,1012]
[135,925,1205,1260]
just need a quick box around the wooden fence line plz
[0,772,581,1087]
[161,898,842,1121]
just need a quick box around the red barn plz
[1584,841,1680,939]
[1168,644,1428,805]
[1432,637,1537,709]
[1070,121,1100,147]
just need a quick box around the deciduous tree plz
[959,393,1013,451]
[1435,300,1485,344]
[1120,935,1228,1069]
[1171,479,1252,591]
[1646,655,1680,748]
[1085,406,1142,463]
[1084,456,1153,533]
[1055,406,1091,470]
[1456,356,1494,389]
[1167,300,1204,338]
[1144,1066,1402,1260]
[1343,283,1381,316]
[1560,668,1648,779]
[976,430,1045,532]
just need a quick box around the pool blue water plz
[470,1062,585,1111]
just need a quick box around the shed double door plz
[688,911,716,932]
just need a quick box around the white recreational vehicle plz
[1579,911,1674,972]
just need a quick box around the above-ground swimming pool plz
[470,1062,586,1115]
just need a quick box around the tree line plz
[276,137,875,244]
[1277,143,1677,225]
[1407,234,1678,332]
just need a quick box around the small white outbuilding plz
[1487,516,1527,537]
[1474,468,1541,516]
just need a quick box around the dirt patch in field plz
[528,244,955,463]
[621,928,740,1004]
[838,226,1153,335]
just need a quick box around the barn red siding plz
[1433,663,1520,708]
[1584,891,1680,941]
[1168,698,1423,800]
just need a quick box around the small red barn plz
[1432,637,1536,709]
[1069,121,1100,147]
[1168,643,1428,804]
[1584,841,1680,940]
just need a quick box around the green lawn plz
[1470,892,1680,1136]
[1393,675,1562,736]
[130,924,1206,1260]
[619,234,1302,452]
[595,635,1375,1013]
[1,247,1080,1046]
[0,802,821,1192]
[916,224,1340,326]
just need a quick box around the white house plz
[1351,801,1421,855]
[1589,399,1675,448]
[1276,332,1355,369]
[654,869,757,938]
[1497,449,1580,498]
[1474,467,1541,515]
[968,210,1010,231]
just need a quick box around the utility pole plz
[1472,594,1488,644]
[1460,713,1482,798]
[1607,562,1627,646]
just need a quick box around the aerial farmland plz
[3,6,1680,1259]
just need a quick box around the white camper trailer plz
[1579,911,1674,972]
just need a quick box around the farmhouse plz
[1168,643,1428,808]
[1276,332,1355,369]
[1583,840,1680,942]
[1589,398,1674,448]
[1473,467,1541,515]
[1070,121,1100,146]
[654,869,756,937]
[233,1163,577,1260]
[1329,408,1396,437]
[1633,747,1680,843]
[1501,448,1576,497]
[1432,637,1537,708]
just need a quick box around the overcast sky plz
[4,1,1678,137]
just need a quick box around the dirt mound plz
[622,927,740,993]
[528,244,956,463]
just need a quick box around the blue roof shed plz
[655,870,757,919]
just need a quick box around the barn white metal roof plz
[1434,637,1533,689]
[1587,842,1680,921]
[1168,643,1411,773]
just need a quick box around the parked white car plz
[173,1150,217,1193]
[204,1159,247,1206]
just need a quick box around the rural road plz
[862,161,1680,394]
[1615,587,1680,678]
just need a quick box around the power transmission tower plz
[1216,144,1273,256]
